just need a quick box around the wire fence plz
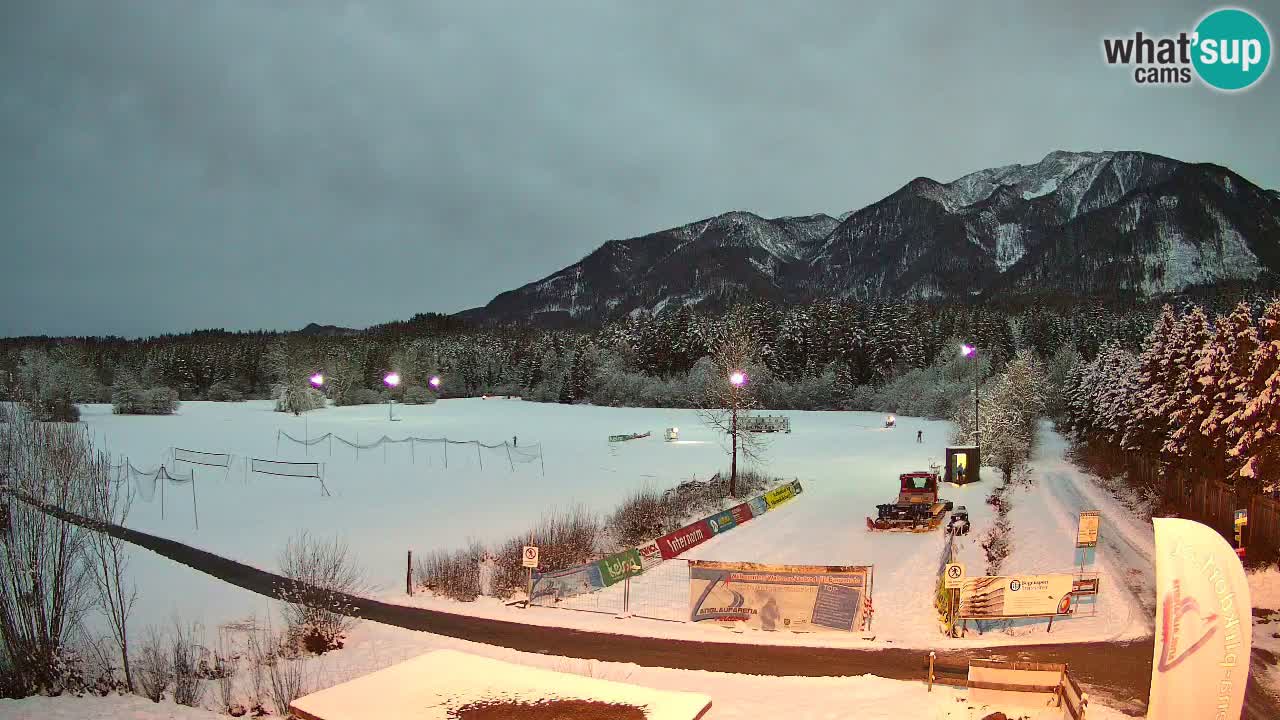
[531,559,689,623]
[276,430,545,475]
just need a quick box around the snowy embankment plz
[0,614,1136,720]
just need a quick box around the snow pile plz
[290,649,711,720]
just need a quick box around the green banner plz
[596,548,642,587]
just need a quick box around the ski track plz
[1025,423,1155,636]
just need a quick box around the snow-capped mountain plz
[460,151,1280,325]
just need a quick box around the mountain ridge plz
[458,150,1280,325]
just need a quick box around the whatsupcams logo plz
[1103,7,1271,90]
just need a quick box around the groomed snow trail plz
[1000,422,1154,642]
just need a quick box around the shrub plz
[401,386,437,405]
[492,507,600,598]
[608,488,670,548]
[415,542,482,601]
[335,387,384,407]
[112,382,179,415]
[273,384,326,414]
[276,533,366,653]
[135,626,172,702]
[28,392,80,422]
[170,621,206,707]
[206,382,245,402]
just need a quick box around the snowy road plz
[981,422,1155,644]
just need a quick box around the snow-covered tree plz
[1227,301,1280,491]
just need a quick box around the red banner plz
[657,520,713,559]
[730,503,754,525]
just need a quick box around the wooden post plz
[444,438,448,469]
[928,651,935,691]
[524,531,534,608]
[477,442,483,469]
[1047,614,1055,633]
[190,470,199,530]
[407,550,413,596]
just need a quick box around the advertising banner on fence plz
[596,548,642,587]
[708,503,754,535]
[763,480,804,509]
[635,540,664,572]
[957,574,1075,619]
[1147,518,1251,720]
[530,563,604,604]
[657,520,713,559]
[689,561,872,633]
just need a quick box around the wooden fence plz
[1156,474,1280,560]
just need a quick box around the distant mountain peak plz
[458,150,1280,326]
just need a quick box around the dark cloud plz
[3,1,1278,336]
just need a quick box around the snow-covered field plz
[79,400,1151,650]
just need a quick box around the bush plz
[136,627,172,702]
[28,392,80,422]
[608,488,670,548]
[276,533,366,653]
[170,621,206,707]
[206,382,245,402]
[415,542,482,601]
[401,386,437,405]
[273,384,326,414]
[112,382,179,415]
[492,508,600,598]
[335,387,384,407]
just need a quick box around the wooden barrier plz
[924,656,1088,718]
[1157,474,1280,560]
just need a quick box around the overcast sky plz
[3,1,1278,337]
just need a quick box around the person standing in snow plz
[917,430,922,443]
[513,435,518,446]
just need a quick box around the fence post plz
[190,470,199,531]
[407,550,413,596]
[928,651,935,691]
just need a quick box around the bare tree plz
[0,416,98,693]
[85,461,137,691]
[694,310,768,496]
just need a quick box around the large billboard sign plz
[957,574,1075,619]
[689,561,872,633]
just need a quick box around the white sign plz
[958,574,1075,619]
[944,563,965,589]
[521,546,539,568]
[1148,518,1252,720]
[1076,511,1100,548]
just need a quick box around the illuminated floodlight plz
[429,375,441,389]
[960,344,976,357]
[309,373,325,387]
[729,371,747,387]
[384,372,401,388]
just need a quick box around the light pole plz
[728,370,747,497]
[960,344,979,450]
[384,372,401,421]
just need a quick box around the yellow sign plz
[1076,511,1100,548]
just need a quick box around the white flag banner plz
[1149,518,1251,720]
